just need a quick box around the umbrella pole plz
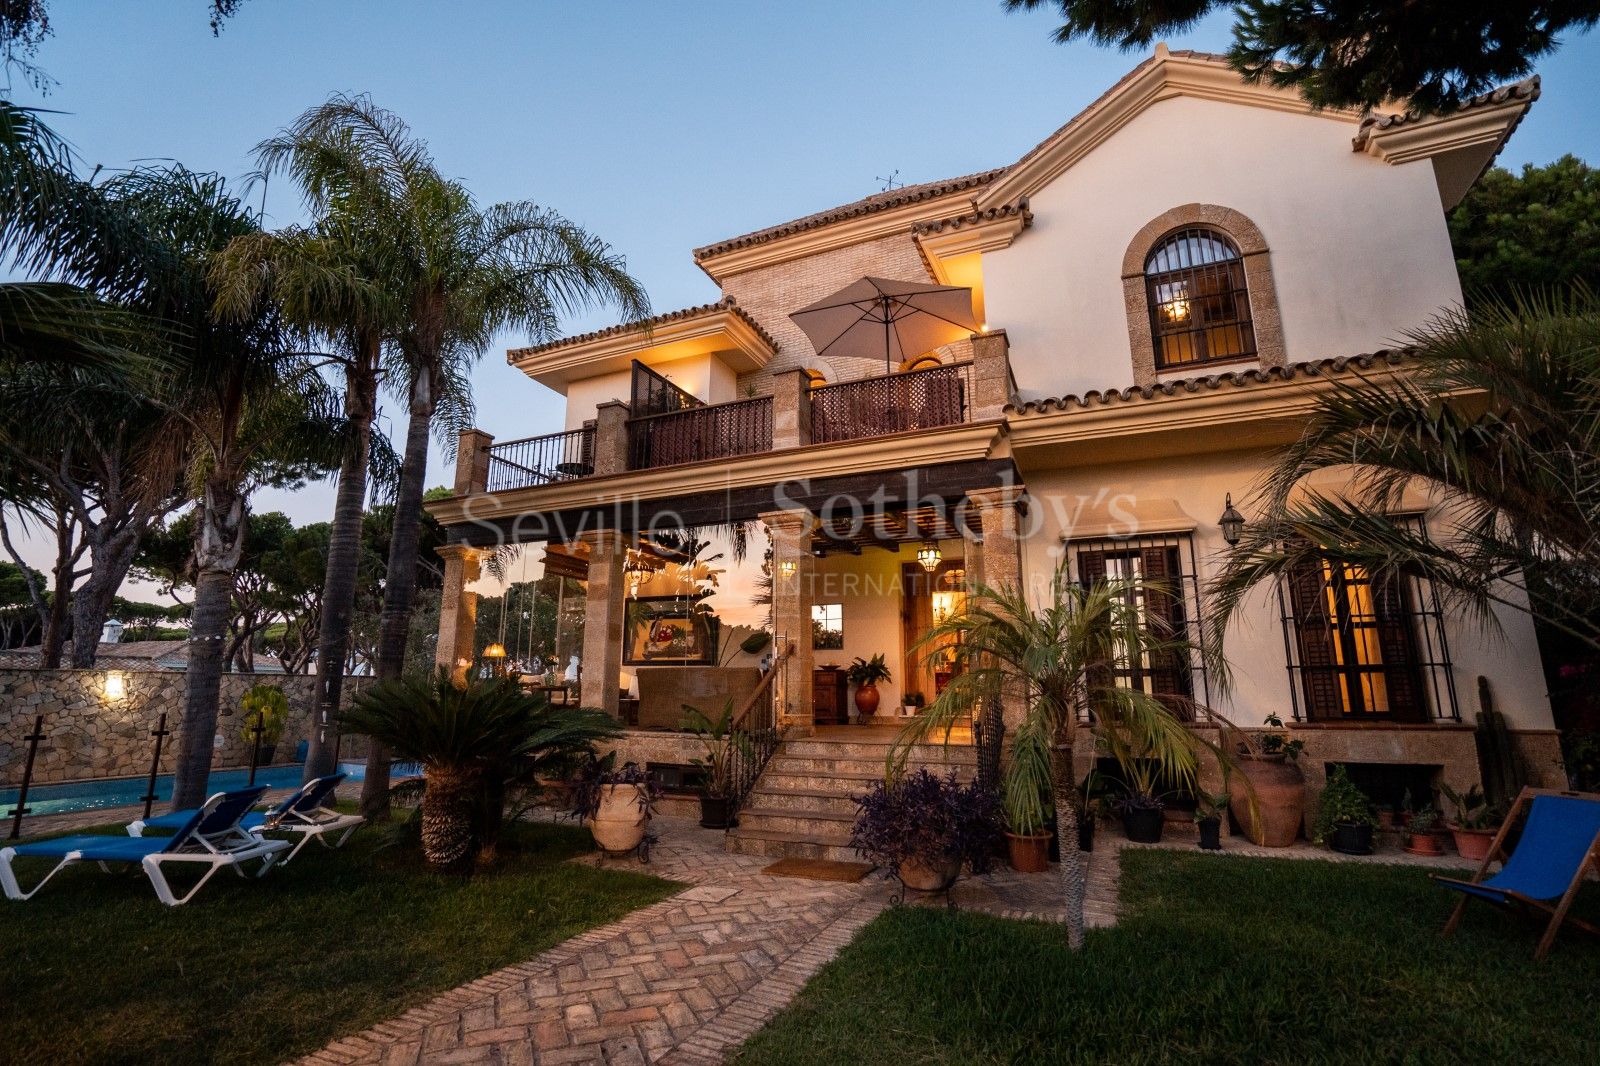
[882,295,892,375]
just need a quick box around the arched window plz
[1144,228,1256,370]
[898,354,943,373]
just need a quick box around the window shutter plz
[1139,547,1192,704]
[1371,570,1425,721]
[1285,556,1343,719]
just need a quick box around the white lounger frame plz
[128,800,363,865]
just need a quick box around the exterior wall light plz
[916,540,943,572]
[104,670,126,700]
[1218,493,1246,546]
[777,560,797,578]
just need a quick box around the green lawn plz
[736,850,1600,1065]
[1,819,678,1065]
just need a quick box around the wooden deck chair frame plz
[1436,786,1600,960]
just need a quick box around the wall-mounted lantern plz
[1218,494,1246,546]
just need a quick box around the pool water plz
[0,765,307,819]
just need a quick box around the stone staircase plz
[725,732,979,861]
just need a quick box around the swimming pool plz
[0,765,307,819]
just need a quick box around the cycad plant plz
[339,672,621,871]
[1210,287,1600,655]
[894,557,1215,948]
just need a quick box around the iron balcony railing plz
[809,360,974,445]
[486,425,596,492]
[627,395,773,471]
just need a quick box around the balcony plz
[809,360,974,444]
[627,395,773,470]
[486,425,596,492]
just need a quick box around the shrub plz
[851,769,1002,876]
[1312,766,1377,843]
[239,684,289,745]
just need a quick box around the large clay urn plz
[1229,754,1306,847]
[588,783,649,854]
[853,683,881,716]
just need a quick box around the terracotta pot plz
[1450,825,1497,861]
[1229,754,1306,847]
[1404,830,1447,856]
[854,683,880,716]
[1377,809,1397,830]
[898,854,961,893]
[1005,832,1051,872]
[588,783,649,853]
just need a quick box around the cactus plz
[1474,676,1525,810]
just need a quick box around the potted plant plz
[680,700,751,830]
[901,692,925,717]
[1312,766,1378,855]
[1002,728,1053,872]
[1228,714,1307,847]
[1194,791,1230,851]
[1114,762,1167,844]
[850,769,1001,894]
[1401,802,1447,856]
[1441,783,1502,860]
[568,753,662,855]
[846,654,891,718]
[240,684,289,765]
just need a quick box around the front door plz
[900,559,966,713]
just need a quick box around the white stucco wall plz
[562,353,742,430]
[1014,448,1554,732]
[982,95,1464,402]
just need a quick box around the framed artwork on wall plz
[624,597,718,665]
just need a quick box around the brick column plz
[435,545,487,684]
[771,367,813,450]
[454,428,492,493]
[967,484,1028,729]
[579,528,628,716]
[969,329,1014,422]
[762,508,818,733]
[591,400,631,477]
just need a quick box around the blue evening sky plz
[8,1,1599,592]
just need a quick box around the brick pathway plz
[292,816,1122,1066]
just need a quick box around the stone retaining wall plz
[0,668,368,787]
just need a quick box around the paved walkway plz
[293,816,1121,1066]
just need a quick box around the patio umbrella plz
[789,276,981,373]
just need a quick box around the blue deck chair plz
[1433,787,1600,960]
[0,787,289,906]
[129,773,362,864]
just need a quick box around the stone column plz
[771,367,813,450]
[591,400,631,477]
[969,329,1014,422]
[762,508,818,733]
[455,428,492,493]
[967,484,1028,729]
[578,528,628,716]
[435,545,487,684]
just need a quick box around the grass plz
[1,818,678,1065]
[735,849,1600,1065]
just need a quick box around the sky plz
[7,0,1599,600]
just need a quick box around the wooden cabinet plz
[813,668,849,726]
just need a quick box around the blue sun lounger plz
[0,786,290,906]
[1433,787,1600,960]
[128,773,362,864]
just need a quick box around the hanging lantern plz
[916,539,942,573]
[1218,493,1246,546]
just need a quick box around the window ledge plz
[1284,721,1471,731]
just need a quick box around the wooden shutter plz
[1371,570,1425,721]
[1139,547,1192,704]
[1285,554,1343,719]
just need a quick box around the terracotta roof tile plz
[1007,350,1409,415]
[692,169,1006,261]
[911,198,1033,236]
[507,297,778,361]
[1353,75,1541,147]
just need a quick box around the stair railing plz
[725,639,792,818]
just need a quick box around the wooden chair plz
[1433,786,1600,960]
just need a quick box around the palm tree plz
[337,671,621,871]
[268,96,650,817]
[894,559,1212,948]
[214,117,411,784]
[1209,288,1600,656]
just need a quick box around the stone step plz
[756,770,882,795]
[725,826,863,863]
[747,786,861,815]
[737,805,858,838]
[764,754,975,776]
[781,739,977,762]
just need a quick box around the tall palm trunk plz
[1052,729,1087,950]
[171,480,246,811]
[421,763,475,872]
[359,371,435,816]
[303,344,379,783]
